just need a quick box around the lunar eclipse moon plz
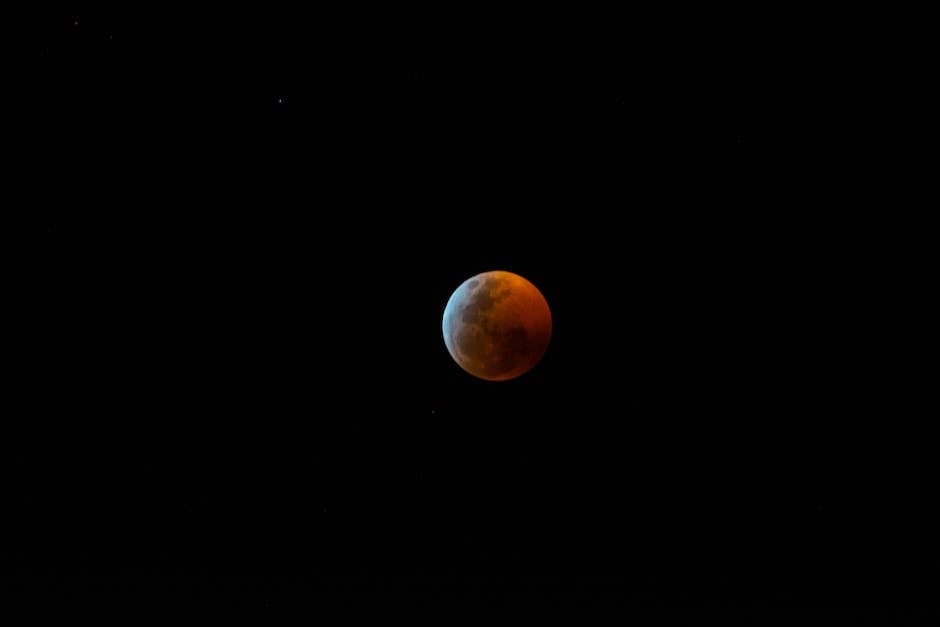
[442,270,552,381]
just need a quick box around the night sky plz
[16,7,934,620]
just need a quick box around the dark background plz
[13,6,934,619]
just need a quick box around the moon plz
[442,270,552,381]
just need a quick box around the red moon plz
[442,270,552,381]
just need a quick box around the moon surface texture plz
[442,270,552,381]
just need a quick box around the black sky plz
[15,6,934,619]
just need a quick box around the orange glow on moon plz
[442,270,552,381]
